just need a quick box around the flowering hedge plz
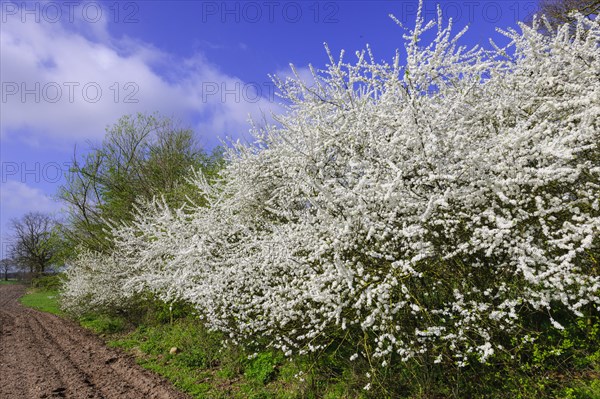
[62,6,600,369]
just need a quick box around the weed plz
[244,352,283,385]
[79,314,126,334]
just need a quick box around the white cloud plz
[273,65,318,88]
[0,2,283,148]
[0,180,62,219]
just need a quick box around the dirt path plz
[0,284,191,399]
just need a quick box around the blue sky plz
[0,0,539,256]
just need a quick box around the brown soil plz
[0,284,191,399]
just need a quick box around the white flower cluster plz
[62,7,600,366]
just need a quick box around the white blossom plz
[61,5,600,367]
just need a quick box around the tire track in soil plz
[24,312,109,398]
[0,284,191,399]
[1,306,30,398]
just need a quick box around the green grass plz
[79,314,127,334]
[14,285,600,399]
[563,378,600,399]
[46,294,600,398]
[19,288,63,316]
[108,318,308,399]
[0,279,20,285]
[104,314,600,399]
[15,280,600,398]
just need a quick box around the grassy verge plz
[0,279,20,285]
[96,314,600,399]
[17,277,600,398]
[19,288,63,316]
[18,275,65,315]
[19,304,600,398]
[107,319,309,399]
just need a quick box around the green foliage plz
[75,307,599,399]
[79,314,126,334]
[244,352,283,385]
[68,288,588,398]
[563,379,600,399]
[141,295,197,325]
[31,274,64,290]
[401,313,600,399]
[110,318,239,398]
[59,112,224,254]
[111,319,222,367]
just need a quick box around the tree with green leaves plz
[59,113,223,253]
